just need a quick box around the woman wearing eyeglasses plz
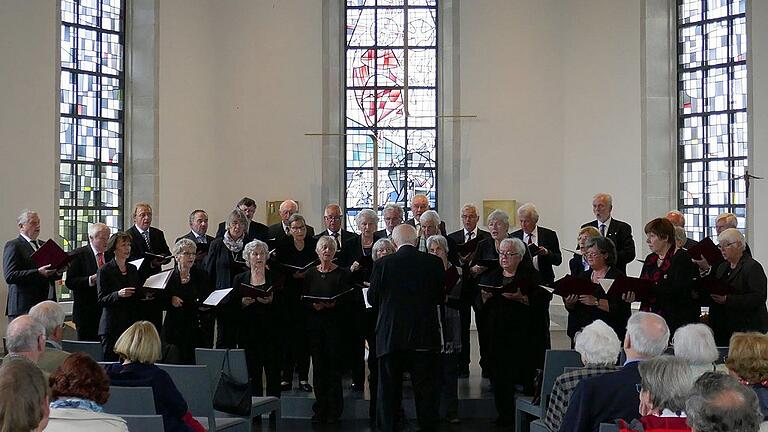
[476,237,552,427]
[706,228,768,346]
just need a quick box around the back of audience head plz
[6,315,46,361]
[49,352,111,406]
[0,357,49,432]
[725,332,768,385]
[672,324,719,367]
[686,372,762,432]
[637,355,693,415]
[28,301,66,343]
[574,320,621,366]
[114,321,161,364]
[625,312,670,360]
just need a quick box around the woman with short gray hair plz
[470,210,511,277]
[616,356,694,431]
[672,324,719,377]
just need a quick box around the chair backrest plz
[61,339,104,361]
[103,386,156,415]
[716,346,728,364]
[539,349,584,410]
[599,423,620,432]
[194,348,249,394]
[157,363,215,426]
[562,366,582,374]
[120,414,164,432]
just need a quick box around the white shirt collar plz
[598,217,612,230]
[464,227,479,238]
[19,233,35,243]
[659,409,686,418]
[134,224,148,235]
[90,243,102,257]
[525,226,539,242]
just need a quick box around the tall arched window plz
[344,0,438,228]
[677,0,747,239]
[60,0,125,248]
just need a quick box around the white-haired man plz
[405,194,446,236]
[581,193,636,274]
[3,315,46,363]
[267,199,315,240]
[315,204,358,251]
[511,203,562,285]
[28,301,70,374]
[375,203,404,239]
[3,210,60,321]
[561,312,670,432]
[65,222,110,341]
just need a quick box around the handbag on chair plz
[212,350,251,416]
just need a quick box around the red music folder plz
[30,239,72,270]
[687,237,723,264]
[551,274,597,297]
[605,275,653,302]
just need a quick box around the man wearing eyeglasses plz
[315,204,358,252]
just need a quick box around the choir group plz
[3,192,768,428]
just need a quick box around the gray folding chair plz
[515,349,583,432]
[61,339,104,361]
[529,419,550,432]
[195,348,281,423]
[121,414,164,432]
[157,363,248,432]
[103,386,156,415]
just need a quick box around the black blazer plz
[510,226,563,284]
[3,235,57,317]
[64,245,105,328]
[560,361,641,432]
[267,222,315,241]
[203,238,247,290]
[367,245,445,357]
[447,228,491,302]
[97,260,141,337]
[581,218,636,274]
[374,228,390,239]
[567,267,628,340]
[127,226,171,280]
[447,228,491,246]
[215,220,269,243]
[640,248,699,333]
[176,231,214,245]
[161,265,210,347]
[315,229,359,252]
[709,254,768,345]
[569,254,589,277]
[405,218,447,236]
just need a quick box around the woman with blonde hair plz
[725,332,768,421]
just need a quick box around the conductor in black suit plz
[375,203,404,239]
[3,210,60,321]
[367,224,445,432]
[126,203,171,331]
[177,209,214,262]
[447,203,490,376]
[215,197,269,243]
[267,199,315,241]
[405,194,446,236]
[65,222,111,341]
[315,204,358,254]
[511,203,562,285]
[581,193,636,274]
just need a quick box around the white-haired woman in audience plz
[303,236,352,424]
[161,238,209,364]
[231,239,281,399]
[671,324,719,377]
[427,234,463,424]
[544,319,620,432]
[341,209,381,392]
[616,356,694,431]
[569,226,601,277]
[204,209,249,348]
[273,213,317,393]
[106,321,203,432]
[476,237,552,427]
[707,228,768,346]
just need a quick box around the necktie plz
[142,230,151,248]
[197,235,206,244]
[30,240,39,251]
[97,252,105,267]
[527,234,533,245]
[332,232,341,249]
[285,225,290,235]
[599,224,606,236]
[466,231,474,243]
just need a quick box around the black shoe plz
[280,381,291,391]
[351,383,363,392]
[299,382,313,392]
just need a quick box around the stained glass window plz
[60,0,124,250]
[345,0,438,230]
[677,0,747,240]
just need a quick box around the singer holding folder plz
[232,239,281,398]
[303,236,352,424]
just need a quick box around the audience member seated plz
[544,319,621,432]
[46,352,129,431]
[671,324,719,378]
[616,356,694,432]
[561,311,670,432]
[686,372,764,432]
[0,357,49,432]
[725,332,768,421]
[105,321,203,432]
[4,315,46,364]
[28,300,70,374]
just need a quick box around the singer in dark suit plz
[65,223,111,341]
[266,199,315,242]
[126,203,171,332]
[447,204,491,376]
[581,193,636,274]
[177,209,214,262]
[511,203,562,285]
[367,224,445,432]
[3,210,59,320]
[375,203,404,239]
[315,203,358,255]
[97,232,141,361]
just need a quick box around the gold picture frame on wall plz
[482,200,518,227]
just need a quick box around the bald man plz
[404,194,446,236]
[665,210,698,249]
[315,204,358,252]
[267,199,315,241]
